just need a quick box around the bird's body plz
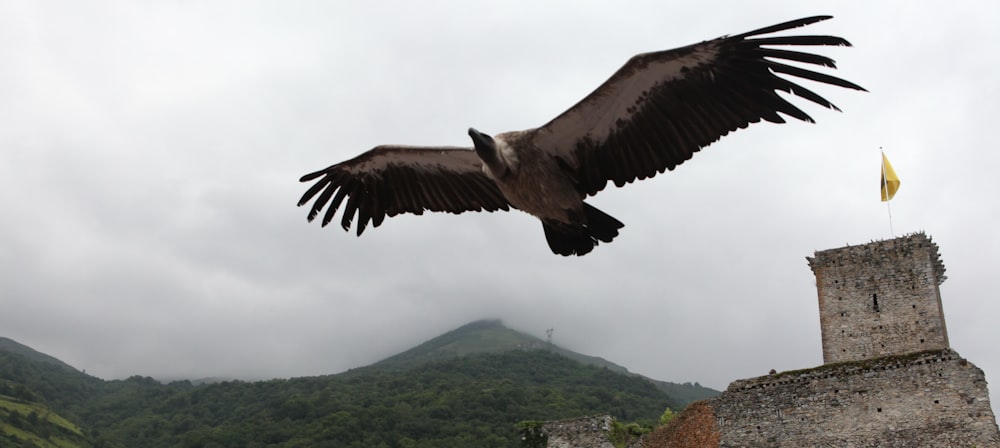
[474,130,625,255]
[483,131,574,221]
[298,16,865,256]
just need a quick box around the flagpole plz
[881,147,895,237]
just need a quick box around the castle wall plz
[710,349,999,447]
[807,233,949,363]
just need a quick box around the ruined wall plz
[807,233,949,364]
[542,415,616,448]
[710,349,999,447]
[541,415,646,448]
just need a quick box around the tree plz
[608,420,650,448]
[659,407,676,426]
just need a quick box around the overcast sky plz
[1,0,997,408]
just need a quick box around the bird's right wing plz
[531,16,865,196]
[298,146,511,235]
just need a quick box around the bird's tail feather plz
[542,203,624,256]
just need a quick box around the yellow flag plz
[880,153,900,201]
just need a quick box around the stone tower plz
[807,232,949,364]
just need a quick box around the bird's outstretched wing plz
[532,15,866,195]
[298,146,511,235]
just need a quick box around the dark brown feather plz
[532,15,865,196]
[298,146,510,235]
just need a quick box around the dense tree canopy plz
[2,349,680,447]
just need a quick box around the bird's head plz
[468,128,507,176]
[468,128,496,157]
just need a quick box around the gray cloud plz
[1,1,997,416]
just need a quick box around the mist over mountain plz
[370,319,718,403]
[0,320,717,447]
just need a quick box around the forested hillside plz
[0,322,718,447]
[372,320,718,404]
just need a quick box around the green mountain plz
[374,319,549,367]
[374,319,719,403]
[0,321,719,447]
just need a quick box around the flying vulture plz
[298,16,864,256]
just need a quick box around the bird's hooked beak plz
[468,128,495,153]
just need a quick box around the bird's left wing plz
[530,15,865,196]
[298,146,511,235]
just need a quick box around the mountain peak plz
[369,319,636,376]
[372,319,549,368]
[367,320,720,403]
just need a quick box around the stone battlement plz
[727,348,958,392]
[806,232,946,285]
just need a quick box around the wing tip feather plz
[733,15,834,40]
